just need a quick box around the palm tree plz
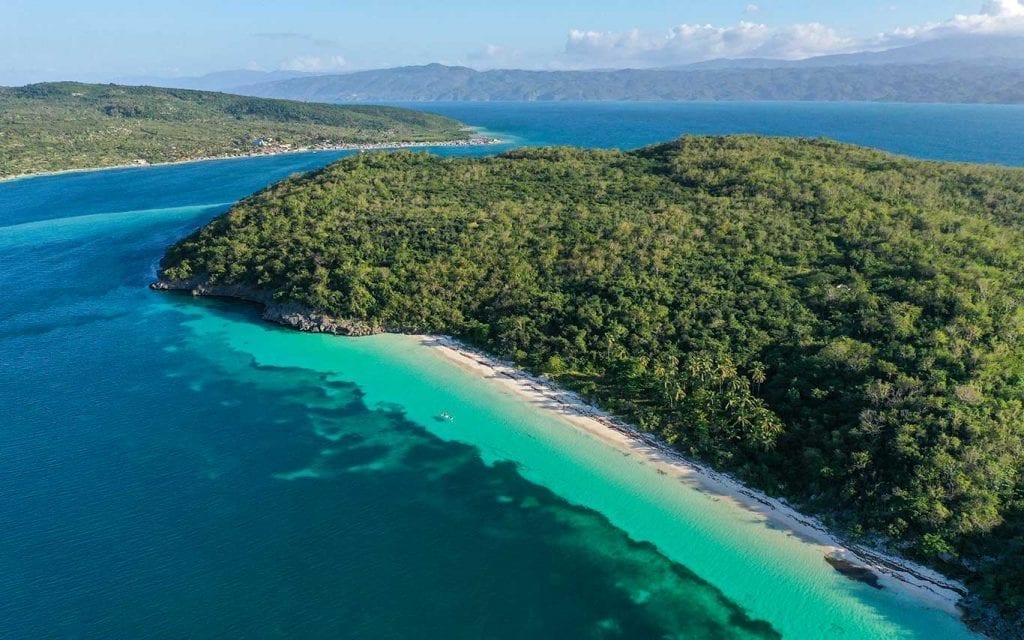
[750,361,767,395]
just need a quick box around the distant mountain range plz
[235,61,1023,104]
[125,35,1024,104]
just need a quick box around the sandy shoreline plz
[149,277,978,626]
[149,282,973,624]
[416,334,970,618]
[0,135,504,183]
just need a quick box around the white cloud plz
[876,0,1024,45]
[564,21,854,66]
[279,55,348,72]
[560,1,1024,68]
[984,0,1024,18]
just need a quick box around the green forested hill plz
[158,137,1024,629]
[0,82,469,178]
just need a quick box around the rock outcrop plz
[150,278,382,337]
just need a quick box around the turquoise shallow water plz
[3,102,1019,639]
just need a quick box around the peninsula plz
[155,137,1024,637]
[0,82,484,179]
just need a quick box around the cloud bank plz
[878,0,1024,46]
[562,0,1024,68]
[565,22,852,66]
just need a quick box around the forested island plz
[0,82,475,179]
[156,137,1024,636]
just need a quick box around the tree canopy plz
[0,82,469,178]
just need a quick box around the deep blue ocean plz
[2,102,1021,639]
[399,101,1024,166]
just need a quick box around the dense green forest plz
[159,137,1024,631]
[0,82,469,178]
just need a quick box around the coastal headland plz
[151,137,1024,636]
[0,82,484,179]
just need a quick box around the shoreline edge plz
[149,279,972,624]
[0,135,504,183]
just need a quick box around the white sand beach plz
[418,334,969,618]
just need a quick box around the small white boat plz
[439,411,453,421]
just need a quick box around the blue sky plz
[1,1,1021,84]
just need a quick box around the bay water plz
[4,101,1022,638]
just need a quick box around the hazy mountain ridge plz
[237,61,1024,104]
[232,36,1024,103]
[102,35,1024,104]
